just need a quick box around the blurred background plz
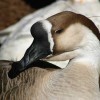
[0,0,56,30]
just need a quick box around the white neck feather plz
[73,25,100,73]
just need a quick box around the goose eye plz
[55,29,63,34]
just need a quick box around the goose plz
[1,11,100,100]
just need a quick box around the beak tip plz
[8,62,24,79]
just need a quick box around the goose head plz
[46,11,100,62]
[9,11,100,78]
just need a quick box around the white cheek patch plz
[47,31,54,52]
[40,20,54,52]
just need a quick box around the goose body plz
[0,61,100,100]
